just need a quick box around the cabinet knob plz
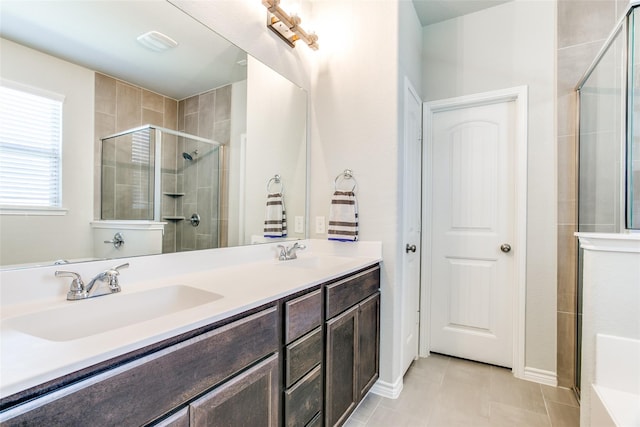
[406,244,417,253]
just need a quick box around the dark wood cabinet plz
[190,354,279,427]
[325,305,359,427]
[324,266,380,427]
[283,287,323,427]
[284,364,322,427]
[357,293,380,400]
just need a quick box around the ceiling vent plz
[136,31,178,52]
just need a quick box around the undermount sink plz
[5,285,222,342]
[277,256,353,270]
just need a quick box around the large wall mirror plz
[0,0,307,269]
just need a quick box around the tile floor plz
[345,354,580,427]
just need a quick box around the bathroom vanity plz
[0,240,381,427]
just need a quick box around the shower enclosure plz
[101,125,224,253]
[576,2,640,396]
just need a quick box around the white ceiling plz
[412,0,514,26]
[1,0,516,97]
[0,0,247,100]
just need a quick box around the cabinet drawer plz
[285,327,322,387]
[285,365,322,427]
[285,288,322,343]
[1,306,279,427]
[325,266,380,319]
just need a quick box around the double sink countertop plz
[0,240,382,399]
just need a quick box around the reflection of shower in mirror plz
[182,149,198,161]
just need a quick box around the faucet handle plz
[55,270,86,299]
[112,262,129,272]
[105,263,129,290]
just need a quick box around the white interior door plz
[429,99,515,368]
[400,79,422,375]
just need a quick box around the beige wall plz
[0,39,95,266]
[556,0,629,389]
[423,0,558,376]
[308,0,405,388]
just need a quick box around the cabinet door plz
[325,305,358,427]
[358,292,380,399]
[190,353,279,427]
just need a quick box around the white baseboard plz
[523,367,558,386]
[369,376,403,399]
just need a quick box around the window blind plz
[0,83,63,208]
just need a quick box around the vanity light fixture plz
[136,31,178,52]
[262,0,319,50]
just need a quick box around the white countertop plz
[0,240,382,399]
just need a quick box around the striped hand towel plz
[264,193,287,238]
[328,191,358,241]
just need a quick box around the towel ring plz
[267,174,284,193]
[334,169,358,192]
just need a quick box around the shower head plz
[182,149,198,161]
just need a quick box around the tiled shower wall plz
[556,0,628,389]
[94,73,231,253]
[94,73,178,219]
[171,86,231,252]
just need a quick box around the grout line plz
[542,391,554,427]
[557,38,608,52]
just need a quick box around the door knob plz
[500,243,511,253]
[406,244,417,253]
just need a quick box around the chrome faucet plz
[55,263,129,301]
[277,242,306,261]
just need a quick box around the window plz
[0,81,63,209]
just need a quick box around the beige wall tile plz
[197,91,215,139]
[95,73,116,116]
[185,95,199,115]
[557,224,577,315]
[142,108,163,127]
[184,113,198,136]
[557,312,576,388]
[178,100,185,131]
[213,119,231,145]
[557,135,577,222]
[116,82,141,132]
[558,0,616,49]
[214,85,231,122]
[558,41,606,94]
[142,89,164,113]
[557,92,577,137]
[164,99,178,130]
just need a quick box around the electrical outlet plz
[294,216,304,233]
[315,216,325,234]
